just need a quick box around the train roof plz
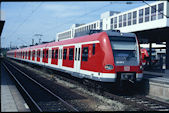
[8,32,107,52]
[8,30,136,52]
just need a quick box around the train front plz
[108,31,143,83]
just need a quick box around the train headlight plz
[140,65,143,70]
[105,65,114,70]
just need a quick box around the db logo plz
[124,66,130,71]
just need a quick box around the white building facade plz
[56,1,169,41]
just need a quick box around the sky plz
[1,1,154,48]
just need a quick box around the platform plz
[143,71,169,102]
[1,64,30,112]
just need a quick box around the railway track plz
[4,58,169,111]
[2,61,78,112]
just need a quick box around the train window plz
[69,48,74,60]
[32,50,34,58]
[25,51,27,58]
[63,48,67,60]
[82,47,88,61]
[37,50,40,58]
[46,50,48,58]
[61,49,62,59]
[52,49,54,59]
[39,50,40,58]
[78,48,80,61]
[93,44,95,55]
[55,49,58,59]
[43,50,45,58]
[59,49,61,59]
[75,48,77,60]
[37,51,38,58]
[29,51,31,59]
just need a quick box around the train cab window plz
[82,47,88,61]
[63,48,67,60]
[52,49,54,59]
[93,44,95,55]
[55,49,58,59]
[69,48,74,60]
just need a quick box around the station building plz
[56,1,169,41]
[56,1,169,73]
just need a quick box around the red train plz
[7,30,143,83]
[141,48,149,65]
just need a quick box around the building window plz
[145,7,150,22]
[123,14,127,27]
[82,47,88,61]
[111,18,113,29]
[119,15,122,28]
[63,48,67,60]
[133,11,137,25]
[114,17,117,28]
[158,3,164,19]
[100,21,103,28]
[139,9,143,23]
[69,48,74,60]
[128,13,132,25]
[94,23,96,29]
[151,5,156,21]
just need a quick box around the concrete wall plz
[149,82,169,100]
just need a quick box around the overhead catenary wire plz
[42,1,144,36]
[6,2,44,42]
[42,2,116,35]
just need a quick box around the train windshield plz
[109,36,139,66]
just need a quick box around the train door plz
[74,44,81,73]
[58,46,63,68]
